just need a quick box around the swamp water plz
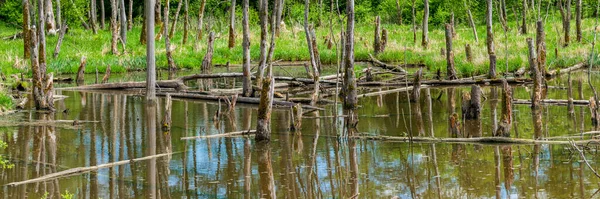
[0,70,600,198]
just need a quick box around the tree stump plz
[76,56,87,86]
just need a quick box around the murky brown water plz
[1,70,600,198]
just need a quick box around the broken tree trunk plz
[242,0,251,97]
[536,20,547,76]
[23,0,31,59]
[76,56,87,86]
[344,0,358,109]
[559,0,572,46]
[290,103,303,131]
[527,38,543,108]
[465,0,479,42]
[228,0,236,49]
[368,54,407,73]
[445,24,457,80]
[521,0,527,34]
[53,23,67,58]
[164,0,176,71]
[102,65,112,84]
[462,85,482,120]
[200,32,215,90]
[494,79,512,137]
[256,77,274,141]
[486,0,496,79]
[162,94,172,131]
[411,68,422,102]
[309,29,321,106]
[374,16,382,55]
[465,44,473,63]
[110,0,119,54]
[422,0,429,48]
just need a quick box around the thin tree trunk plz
[576,0,582,42]
[422,0,429,48]
[256,0,269,88]
[169,0,183,39]
[146,0,156,100]
[275,0,284,36]
[201,33,215,75]
[23,0,31,59]
[411,0,416,43]
[487,0,496,78]
[228,0,236,49]
[91,0,98,33]
[140,13,147,45]
[128,0,133,30]
[101,0,106,29]
[110,0,119,54]
[344,0,357,109]
[527,38,542,108]
[396,0,402,25]
[242,0,251,97]
[559,0,572,46]
[373,16,381,55]
[465,0,479,42]
[76,56,87,86]
[445,24,457,80]
[55,0,61,29]
[44,0,56,31]
[119,0,127,45]
[33,0,54,111]
[196,0,206,41]
[536,20,547,76]
[522,0,527,34]
[304,0,320,106]
[183,0,189,44]
[53,23,67,58]
[164,0,176,70]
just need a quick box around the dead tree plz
[527,38,542,108]
[451,12,456,38]
[422,0,429,48]
[445,24,457,80]
[343,0,358,109]
[465,44,473,63]
[374,16,382,55]
[256,0,269,88]
[53,23,67,58]
[110,0,119,54]
[101,0,106,29]
[183,0,189,44]
[128,0,133,30]
[486,0,496,79]
[559,0,572,46]
[168,0,183,39]
[395,0,403,25]
[201,32,216,88]
[576,0,582,42]
[162,94,172,131]
[146,0,156,100]
[303,0,321,106]
[44,0,56,31]
[164,0,176,71]
[462,85,482,120]
[242,0,252,97]
[23,0,31,59]
[31,0,54,111]
[196,0,207,41]
[140,14,147,45]
[119,0,127,44]
[411,0,417,43]
[536,20,547,76]
[521,0,527,34]
[499,0,508,31]
[449,113,461,138]
[411,68,422,102]
[494,80,512,137]
[381,29,388,52]
[465,0,479,42]
[76,56,87,86]
[102,65,112,84]
[228,0,236,49]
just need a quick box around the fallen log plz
[352,135,600,145]
[369,54,407,73]
[157,92,325,110]
[358,78,530,87]
[545,63,587,77]
[513,99,590,106]
[181,130,256,140]
[358,85,431,98]
[287,98,335,104]
[5,152,173,187]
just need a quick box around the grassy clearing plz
[0,16,598,78]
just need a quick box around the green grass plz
[0,15,598,78]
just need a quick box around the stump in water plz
[76,56,87,86]
[289,103,302,131]
[462,85,482,120]
[411,68,422,102]
[568,72,575,115]
[200,32,215,91]
[445,23,457,80]
[256,77,274,141]
[527,38,543,108]
[162,94,172,131]
[102,65,112,84]
[465,44,473,63]
[495,79,512,137]
[590,97,599,127]
[449,113,462,138]
[536,20,547,76]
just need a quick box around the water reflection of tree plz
[257,142,276,199]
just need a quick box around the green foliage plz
[0,0,22,25]
[0,140,13,169]
[61,190,74,199]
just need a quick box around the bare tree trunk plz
[146,0,156,100]
[445,24,457,80]
[110,0,119,54]
[140,13,147,45]
[527,38,542,108]
[304,0,320,106]
[411,0,416,43]
[119,0,127,45]
[487,0,496,78]
[522,0,528,34]
[576,0,582,42]
[373,16,381,55]
[103,65,112,84]
[494,79,512,137]
[536,20,547,75]
[201,32,215,75]
[23,0,31,59]
[53,23,67,58]
[168,0,183,39]
[91,0,98,32]
[155,0,161,25]
[44,0,56,31]
[242,0,251,97]
[465,0,479,42]
[128,0,133,30]
[164,0,176,70]
[465,44,473,62]
[183,0,189,44]
[228,0,236,49]
[101,0,106,29]
[196,0,206,41]
[32,0,54,111]
[559,0,572,46]
[55,0,61,29]
[396,0,403,25]
[256,0,269,88]
[76,56,87,86]
[275,0,284,36]
[344,0,357,109]
[421,0,429,48]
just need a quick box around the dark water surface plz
[1,70,600,198]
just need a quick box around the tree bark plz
[76,56,87,86]
[521,0,527,34]
[421,0,429,48]
[32,0,54,111]
[164,0,176,71]
[183,0,189,44]
[527,38,542,107]
[146,0,157,100]
[242,0,251,97]
[201,32,215,75]
[411,69,422,102]
[373,16,381,55]
[257,0,269,88]
[303,0,320,105]
[487,0,496,79]
[395,0,402,25]
[101,0,106,29]
[228,0,236,49]
[91,0,98,33]
[110,0,119,54]
[559,0,572,46]
[168,0,183,39]
[494,79,512,137]
[536,20,547,76]
[465,0,478,42]
[576,0,582,42]
[55,0,61,29]
[465,44,473,63]
[119,0,127,44]
[445,24,457,80]
[44,0,56,31]
[411,0,416,43]
[102,65,112,84]
[343,0,357,109]
[196,0,206,41]
[256,77,274,141]
[275,0,284,36]
[140,13,147,45]
[23,0,31,59]
[128,0,133,30]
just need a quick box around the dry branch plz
[180,130,256,140]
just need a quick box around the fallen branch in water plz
[181,130,256,140]
[352,135,600,144]
[570,140,600,178]
[545,63,587,78]
[5,152,173,187]
[358,85,430,98]
[513,99,590,106]
[369,54,408,73]
[157,92,325,110]
[358,78,530,87]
